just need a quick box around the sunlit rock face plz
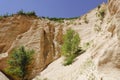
[107,0,120,68]
[0,15,32,53]
[1,0,120,80]
[33,0,120,80]
[0,71,9,80]
[0,15,63,79]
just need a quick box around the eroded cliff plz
[0,15,63,79]
[33,0,120,80]
[1,0,120,80]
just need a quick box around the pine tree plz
[6,46,34,80]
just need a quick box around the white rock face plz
[33,0,120,80]
[0,72,9,80]
[33,53,101,80]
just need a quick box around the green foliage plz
[46,17,64,23]
[97,9,105,20]
[99,9,105,19]
[44,17,79,23]
[0,10,36,20]
[62,28,81,65]
[17,10,25,15]
[6,46,34,80]
[0,16,3,20]
[17,10,36,16]
[62,29,80,56]
[26,11,36,16]
[63,54,76,66]
[97,5,101,9]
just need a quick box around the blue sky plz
[0,0,107,18]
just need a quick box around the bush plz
[6,46,34,80]
[17,10,36,16]
[45,17,79,23]
[62,28,80,56]
[0,16,3,20]
[62,28,80,65]
[83,15,89,24]
[97,9,105,20]
[63,54,76,66]
[97,5,101,9]
[99,9,105,19]
[17,10,26,15]
[26,11,36,16]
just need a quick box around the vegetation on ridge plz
[17,10,36,16]
[96,5,106,21]
[41,16,79,23]
[0,10,37,20]
[0,10,80,22]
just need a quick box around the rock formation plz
[1,0,120,80]
[0,15,63,79]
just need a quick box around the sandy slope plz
[33,2,120,80]
[33,51,100,80]
[0,72,9,80]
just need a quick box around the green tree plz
[61,28,80,65]
[6,46,34,80]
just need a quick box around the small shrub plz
[0,16,3,20]
[62,28,82,66]
[17,10,36,16]
[97,9,105,20]
[17,10,26,15]
[5,46,34,80]
[99,9,105,19]
[63,54,76,66]
[83,15,89,24]
[46,17,79,23]
[62,29,80,57]
[26,11,36,16]
[46,17,64,23]
[97,5,101,9]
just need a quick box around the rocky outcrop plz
[0,15,33,53]
[108,0,120,16]
[0,16,63,79]
[97,0,120,67]
[0,15,36,74]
